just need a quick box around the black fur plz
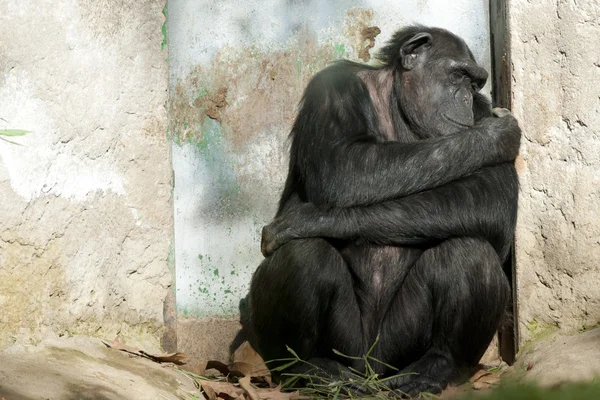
[238,26,520,397]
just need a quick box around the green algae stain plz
[334,43,346,59]
[196,88,208,99]
[191,118,242,209]
[198,287,209,294]
[195,118,222,154]
[161,3,168,52]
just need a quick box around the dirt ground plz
[1,328,599,400]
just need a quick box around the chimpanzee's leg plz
[247,238,364,370]
[380,237,510,397]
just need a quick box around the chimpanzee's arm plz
[292,64,520,208]
[262,163,518,261]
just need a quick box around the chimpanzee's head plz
[379,26,489,138]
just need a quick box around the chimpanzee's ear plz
[400,33,433,70]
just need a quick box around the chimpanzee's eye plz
[450,71,463,83]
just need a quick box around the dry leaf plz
[230,361,271,378]
[200,380,245,398]
[231,342,270,378]
[470,369,501,390]
[140,351,190,365]
[469,369,491,384]
[186,361,209,376]
[103,337,143,355]
[240,376,260,400]
[255,387,300,400]
[206,360,241,377]
[102,337,190,365]
[201,382,218,400]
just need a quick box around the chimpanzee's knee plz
[246,238,356,362]
[423,237,509,365]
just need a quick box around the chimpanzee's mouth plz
[442,114,473,128]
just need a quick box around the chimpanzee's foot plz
[388,351,458,398]
[282,357,377,396]
[389,375,443,398]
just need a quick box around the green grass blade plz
[264,357,298,365]
[367,355,400,371]
[332,348,363,360]
[0,129,30,136]
[365,336,380,357]
[285,345,301,359]
[377,372,415,383]
[270,359,300,372]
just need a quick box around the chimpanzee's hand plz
[261,201,323,257]
[477,107,521,163]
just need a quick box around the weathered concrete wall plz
[0,0,172,351]
[511,0,600,343]
[168,0,492,360]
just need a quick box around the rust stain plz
[343,8,380,63]
[359,26,382,62]
[169,31,339,150]
[167,29,343,220]
[194,87,229,122]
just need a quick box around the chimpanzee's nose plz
[463,92,472,108]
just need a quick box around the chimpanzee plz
[239,25,520,397]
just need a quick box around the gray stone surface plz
[517,328,600,386]
[0,0,172,350]
[0,336,196,400]
[510,0,600,343]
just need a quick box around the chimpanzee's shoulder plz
[303,60,374,98]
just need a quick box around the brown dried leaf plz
[201,382,218,400]
[102,337,143,355]
[187,361,209,376]
[141,351,190,365]
[255,387,300,400]
[231,341,270,378]
[206,360,241,377]
[102,337,190,365]
[230,361,270,378]
[200,380,245,398]
[470,369,501,390]
[240,376,260,400]
[469,369,490,384]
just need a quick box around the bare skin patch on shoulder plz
[357,69,396,141]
